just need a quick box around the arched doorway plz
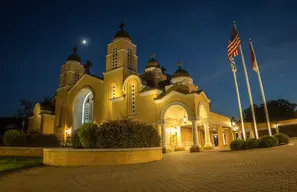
[73,88,94,130]
[161,102,192,150]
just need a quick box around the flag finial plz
[249,37,252,41]
[233,21,236,24]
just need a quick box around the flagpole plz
[233,21,259,139]
[230,62,246,140]
[249,39,272,136]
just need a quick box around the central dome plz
[146,58,160,69]
[172,67,191,78]
[113,22,131,40]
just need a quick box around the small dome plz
[146,58,160,69]
[173,67,191,78]
[113,22,131,40]
[67,47,81,62]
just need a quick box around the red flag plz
[249,40,258,72]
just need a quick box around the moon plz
[82,39,87,45]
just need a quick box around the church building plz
[28,23,235,152]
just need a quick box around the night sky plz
[1,0,296,119]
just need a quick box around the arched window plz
[112,48,118,69]
[127,48,132,69]
[111,84,116,99]
[82,92,94,124]
[128,84,136,115]
[74,69,80,83]
[62,67,67,86]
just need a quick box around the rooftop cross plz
[73,46,78,53]
[119,22,125,31]
[151,53,155,59]
[177,60,183,69]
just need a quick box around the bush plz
[3,130,25,146]
[3,130,60,147]
[230,140,245,150]
[26,134,60,147]
[78,123,98,148]
[71,129,82,148]
[274,133,289,145]
[245,139,259,149]
[258,135,279,148]
[96,119,161,148]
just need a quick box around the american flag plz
[228,25,241,61]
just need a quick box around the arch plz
[72,87,94,130]
[161,101,192,121]
[197,101,209,119]
[122,75,142,92]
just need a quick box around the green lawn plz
[0,156,43,172]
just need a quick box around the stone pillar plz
[217,125,224,149]
[226,128,233,145]
[203,123,214,150]
[176,126,183,147]
[190,120,201,152]
[250,129,255,139]
[161,123,169,153]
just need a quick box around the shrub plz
[96,119,161,148]
[26,134,60,147]
[245,139,259,149]
[78,123,98,148]
[258,135,279,148]
[71,129,82,148]
[230,140,245,150]
[3,130,25,146]
[274,133,289,145]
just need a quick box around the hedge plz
[230,140,245,150]
[72,119,161,148]
[230,133,290,150]
[258,135,279,148]
[273,133,289,145]
[3,130,60,147]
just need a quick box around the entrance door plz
[213,134,219,147]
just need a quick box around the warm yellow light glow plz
[65,129,72,135]
[183,116,187,124]
[232,121,236,126]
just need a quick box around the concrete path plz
[1,139,297,192]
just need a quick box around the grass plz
[0,156,43,173]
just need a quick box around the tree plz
[243,99,297,123]
[15,99,35,120]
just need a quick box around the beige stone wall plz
[0,147,43,157]
[43,148,162,166]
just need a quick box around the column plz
[250,129,255,139]
[226,128,233,145]
[190,120,201,152]
[203,123,213,149]
[176,126,182,147]
[192,120,198,146]
[161,123,167,152]
[217,125,224,149]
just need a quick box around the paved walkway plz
[1,139,297,192]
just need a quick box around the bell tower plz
[105,23,138,73]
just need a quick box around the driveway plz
[1,139,297,192]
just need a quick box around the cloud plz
[264,30,297,47]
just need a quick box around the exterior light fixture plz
[183,111,187,124]
[232,121,236,126]
[65,129,71,135]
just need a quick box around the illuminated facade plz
[28,24,235,151]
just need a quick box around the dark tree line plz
[243,99,297,123]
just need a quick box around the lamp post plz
[275,124,279,134]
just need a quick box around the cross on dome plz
[73,46,78,53]
[119,22,125,31]
[177,60,183,68]
[151,53,156,59]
